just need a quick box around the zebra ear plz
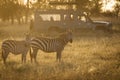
[25,32,31,40]
[67,28,72,33]
[24,32,31,38]
[25,32,31,35]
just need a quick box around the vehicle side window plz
[64,14,74,21]
[78,16,86,22]
[38,14,60,21]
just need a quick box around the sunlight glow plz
[23,0,27,4]
[102,0,116,12]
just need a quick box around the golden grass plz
[0,24,120,80]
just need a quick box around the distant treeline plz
[0,0,119,24]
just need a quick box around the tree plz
[0,0,18,23]
[75,0,90,11]
[0,0,27,24]
[114,0,120,18]
[25,0,30,24]
[89,0,102,16]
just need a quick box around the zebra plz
[29,30,73,63]
[1,35,30,64]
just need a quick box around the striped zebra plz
[29,31,73,63]
[1,36,30,64]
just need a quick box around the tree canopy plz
[0,0,119,24]
[0,0,27,24]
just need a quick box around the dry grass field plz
[0,23,119,80]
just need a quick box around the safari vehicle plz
[33,9,112,32]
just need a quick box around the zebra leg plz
[24,54,27,63]
[33,49,38,63]
[29,48,33,63]
[2,50,9,64]
[56,51,62,62]
[56,52,59,61]
[21,54,24,63]
[29,47,33,63]
[22,53,27,63]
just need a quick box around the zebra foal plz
[1,36,30,64]
[29,30,73,63]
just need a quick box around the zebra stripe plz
[29,31,73,63]
[1,37,30,64]
[2,40,16,53]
